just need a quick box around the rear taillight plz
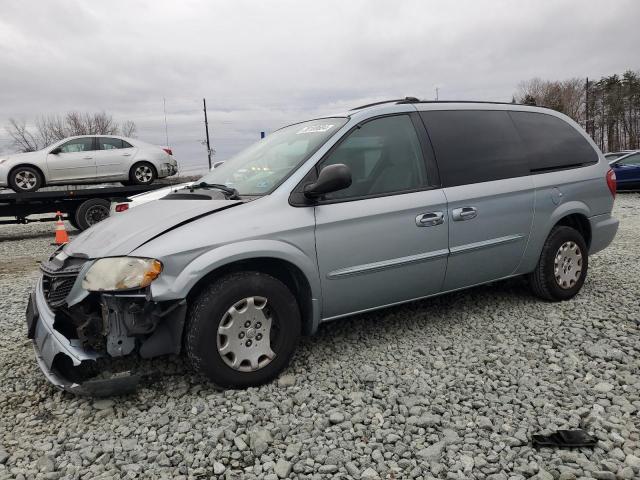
[606,168,616,198]
[162,147,173,156]
[115,203,129,213]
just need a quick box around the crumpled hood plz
[64,198,242,258]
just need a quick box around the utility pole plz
[203,98,212,170]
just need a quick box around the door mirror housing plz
[304,164,352,199]
[50,147,62,155]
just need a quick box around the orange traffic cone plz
[54,211,69,245]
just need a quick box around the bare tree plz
[5,118,39,152]
[5,112,138,152]
[120,120,137,137]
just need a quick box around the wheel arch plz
[149,240,322,335]
[186,257,316,335]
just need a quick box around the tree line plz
[514,70,640,153]
[6,112,137,152]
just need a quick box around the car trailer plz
[0,184,165,231]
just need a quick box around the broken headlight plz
[82,257,162,291]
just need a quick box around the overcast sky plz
[1,0,638,173]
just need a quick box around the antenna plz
[163,97,169,146]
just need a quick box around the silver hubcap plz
[134,165,153,183]
[217,297,276,372]
[554,241,582,289]
[15,170,37,189]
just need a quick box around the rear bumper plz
[589,212,619,255]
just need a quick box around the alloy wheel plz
[15,170,37,190]
[134,165,153,183]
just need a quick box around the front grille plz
[42,274,78,308]
[40,256,85,310]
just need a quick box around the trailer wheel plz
[75,198,110,230]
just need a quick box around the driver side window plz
[59,137,94,153]
[317,115,427,200]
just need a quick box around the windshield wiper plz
[188,182,240,199]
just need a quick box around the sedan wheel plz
[9,167,43,192]
[130,162,156,185]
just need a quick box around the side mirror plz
[50,147,62,155]
[304,164,352,199]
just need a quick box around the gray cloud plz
[1,0,638,172]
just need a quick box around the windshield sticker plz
[296,124,335,134]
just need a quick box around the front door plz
[46,137,97,182]
[312,114,449,319]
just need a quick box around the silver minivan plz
[27,99,619,394]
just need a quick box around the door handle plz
[416,211,444,227]
[452,206,477,221]
[82,156,93,160]
[122,153,131,156]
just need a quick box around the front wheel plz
[528,225,589,301]
[9,166,43,192]
[185,272,301,388]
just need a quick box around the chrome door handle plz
[416,211,444,227]
[122,153,131,156]
[452,206,477,221]
[82,156,93,160]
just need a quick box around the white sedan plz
[0,135,178,192]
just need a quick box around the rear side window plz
[420,110,527,187]
[509,111,598,172]
[98,138,132,150]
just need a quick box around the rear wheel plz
[529,226,588,301]
[9,166,43,192]
[185,272,301,388]
[74,198,110,230]
[129,162,156,185]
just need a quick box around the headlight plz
[82,257,162,291]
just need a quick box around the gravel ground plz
[0,195,639,480]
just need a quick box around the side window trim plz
[289,113,439,207]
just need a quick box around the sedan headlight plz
[82,257,163,291]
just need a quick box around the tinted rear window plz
[509,111,598,172]
[420,110,527,187]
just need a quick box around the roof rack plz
[350,97,420,110]
[350,98,545,110]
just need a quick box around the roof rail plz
[350,97,420,111]
[350,98,548,110]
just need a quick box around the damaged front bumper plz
[27,270,186,396]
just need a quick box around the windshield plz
[198,117,347,196]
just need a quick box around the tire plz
[528,226,588,301]
[129,162,157,185]
[185,271,301,389]
[9,166,43,193]
[74,198,110,230]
